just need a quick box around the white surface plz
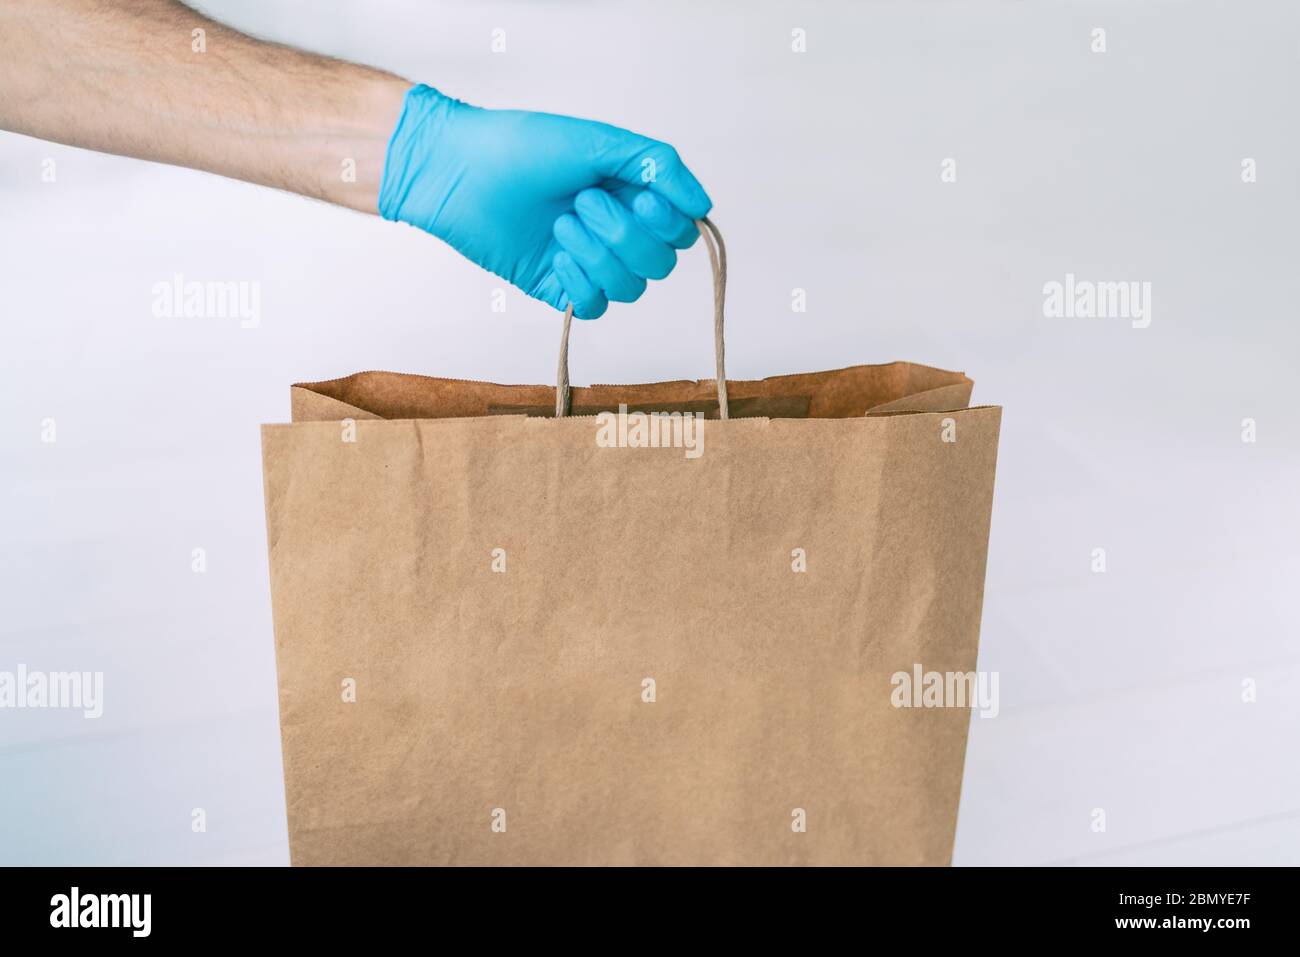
[1,0,1297,865]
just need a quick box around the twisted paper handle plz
[555,217,728,419]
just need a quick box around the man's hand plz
[379,86,711,319]
[0,1,710,320]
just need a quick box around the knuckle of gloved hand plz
[575,187,609,216]
[649,142,681,175]
[645,250,676,281]
[599,218,629,247]
[607,275,646,303]
[631,190,661,222]
[553,213,582,243]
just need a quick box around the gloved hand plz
[378,84,711,320]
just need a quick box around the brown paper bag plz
[261,221,1001,866]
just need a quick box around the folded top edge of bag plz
[288,362,973,424]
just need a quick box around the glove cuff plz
[378,84,459,223]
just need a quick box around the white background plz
[1,0,1297,865]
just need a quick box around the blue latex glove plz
[378,84,711,320]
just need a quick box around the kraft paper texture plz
[262,362,1000,865]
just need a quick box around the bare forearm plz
[0,0,409,212]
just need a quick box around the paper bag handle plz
[555,216,728,419]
